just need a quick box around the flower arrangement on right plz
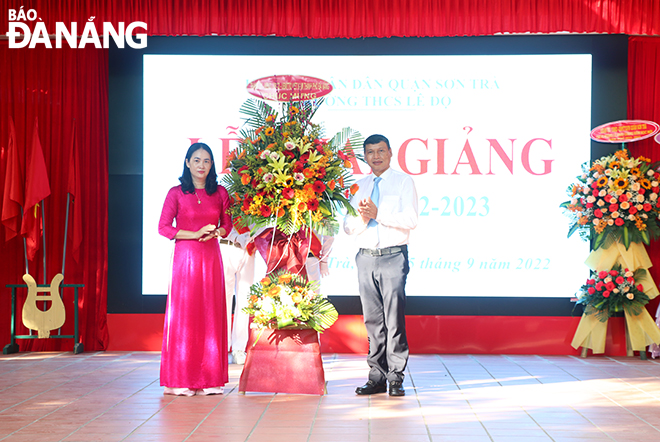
[561,149,660,250]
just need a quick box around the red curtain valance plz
[1,0,659,38]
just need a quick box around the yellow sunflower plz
[613,177,628,190]
[640,178,652,189]
[630,167,641,176]
[596,176,608,188]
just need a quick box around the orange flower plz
[283,132,290,138]
[350,183,359,195]
[250,295,259,303]
[268,285,282,297]
[267,143,276,149]
[260,277,271,286]
[328,179,336,191]
[298,202,307,211]
[277,208,285,217]
[303,169,315,178]
[614,150,629,160]
[339,176,344,188]
[291,293,302,304]
[278,274,292,284]
[241,174,252,185]
[266,115,276,123]
[344,160,352,168]
[290,106,299,115]
[265,127,275,136]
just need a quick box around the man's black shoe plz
[389,381,405,396]
[355,380,387,395]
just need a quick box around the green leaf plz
[641,230,650,245]
[593,232,606,250]
[567,223,580,238]
[623,226,630,249]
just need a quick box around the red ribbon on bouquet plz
[253,228,322,276]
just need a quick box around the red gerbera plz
[307,199,319,211]
[313,180,326,193]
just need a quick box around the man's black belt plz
[359,245,407,256]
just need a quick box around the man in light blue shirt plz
[344,134,418,397]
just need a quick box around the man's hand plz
[358,197,378,224]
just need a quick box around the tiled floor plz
[1,352,660,442]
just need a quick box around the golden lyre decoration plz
[21,273,66,339]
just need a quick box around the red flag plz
[66,121,82,262]
[21,118,51,261]
[1,117,24,240]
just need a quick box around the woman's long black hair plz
[179,142,219,195]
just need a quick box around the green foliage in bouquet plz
[576,265,651,322]
[560,149,660,250]
[222,98,363,236]
[243,269,339,333]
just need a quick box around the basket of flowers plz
[243,269,338,333]
[223,98,361,238]
[561,149,660,250]
[576,266,651,322]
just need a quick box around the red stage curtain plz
[0,0,658,38]
[0,43,109,351]
[627,36,660,317]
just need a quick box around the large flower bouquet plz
[244,270,339,332]
[561,149,660,250]
[223,99,362,237]
[576,266,651,321]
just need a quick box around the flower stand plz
[239,328,326,395]
[571,241,660,356]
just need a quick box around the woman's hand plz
[196,224,217,239]
[199,226,227,242]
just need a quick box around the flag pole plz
[19,207,28,275]
[41,200,46,285]
[62,193,71,277]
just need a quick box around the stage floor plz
[1,352,660,442]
